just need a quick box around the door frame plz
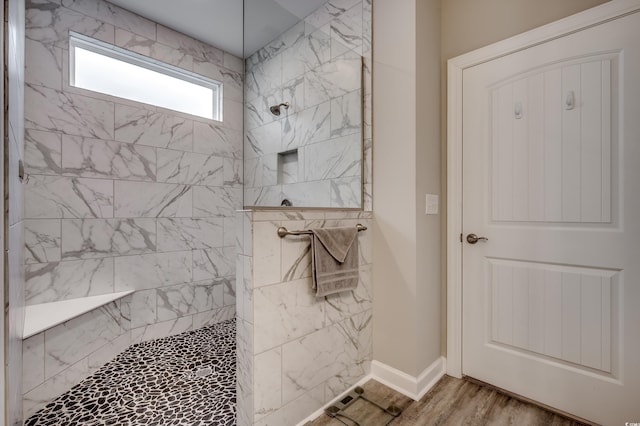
[445,0,640,378]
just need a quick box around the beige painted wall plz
[373,0,611,378]
[372,0,441,376]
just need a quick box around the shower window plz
[69,32,223,121]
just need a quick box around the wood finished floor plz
[307,375,591,426]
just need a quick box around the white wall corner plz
[370,356,446,401]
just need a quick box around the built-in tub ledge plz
[23,291,134,339]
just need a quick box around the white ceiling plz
[106,0,328,58]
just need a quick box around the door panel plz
[462,10,639,425]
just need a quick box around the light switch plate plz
[426,194,439,215]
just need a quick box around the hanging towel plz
[310,227,359,297]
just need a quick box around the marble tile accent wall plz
[236,210,373,426]
[7,0,26,423]
[22,0,241,417]
[244,0,372,210]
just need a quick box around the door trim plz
[446,0,640,378]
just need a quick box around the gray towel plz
[310,227,359,297]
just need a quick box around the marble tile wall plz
[244,0,372,210]
[7,0,26,424]
[236,210,373,426]
[22,0,241,418]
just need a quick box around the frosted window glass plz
[70,34,221,120]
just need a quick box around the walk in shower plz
[12,0,372,424]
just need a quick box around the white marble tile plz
[282,181,332,207]
[242,255,253,323]
[61,0,156,40]
[254,347,282,421]
[253,211,326,221]
[25,219,61,264]
[114,181,192,218]
[130,316,192,344]
[236,318,254,426]
[192,305,235,329]
[244,186,283,207]
[26,2,115,48]
[25,258,114,305]
[245,120,282,160]
[223,98,244,132]
[114,104,193,151]
[223,217,237,248]
[281,321,358,404]
[346,310,373,363]
[23,357,91,419]
[115,28,193,70]
[87,332,131,372]
[192,186,239,218]
[283,75,306,114]
[223,158,243,188]
[157,217,223,252]
[252,221,282,287]
[254,278,325,354]
[193,121,242,158]
[25,175,114,219]
[24,128,62,176]
[282,102,331,151]
[25,84,115,139]
[23,333,45,393]
[221,276,236,307]
[61,135,156,181]
[114,251,192,291]
[324,362,369,402]
[246,55,282,102]
[304,54,361,108]
[44,302,123,379]
[61,218,156,259]
[254,384,324,426]
[330,177,362,208]
[330,89,362,137]
[130,289,157,328]
[192,247,235,281]
[303,133,361,181]
[157,280,224,321]
[330,1,363,57]
[157,25,223,65]
[362,0,372,55]
[25,38,63,90]
[157,149,223,185]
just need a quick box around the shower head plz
[269,102,290,116]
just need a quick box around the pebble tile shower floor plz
[25,319,236,426]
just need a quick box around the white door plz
[462,10,640,426]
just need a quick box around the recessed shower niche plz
[277,149,299,185]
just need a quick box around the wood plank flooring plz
[307,375,592,426]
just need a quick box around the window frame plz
[69,31,223,121]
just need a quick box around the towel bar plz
[277,223,367,238]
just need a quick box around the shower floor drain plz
[182,366,215,380]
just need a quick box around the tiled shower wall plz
[237,211,373,426]
[7,0,26,423]
[244,0,372,209]
[21,0,242,417]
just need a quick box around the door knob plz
[466,234,488,244]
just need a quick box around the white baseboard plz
[370,356,446,401]
[295,357,446,425]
